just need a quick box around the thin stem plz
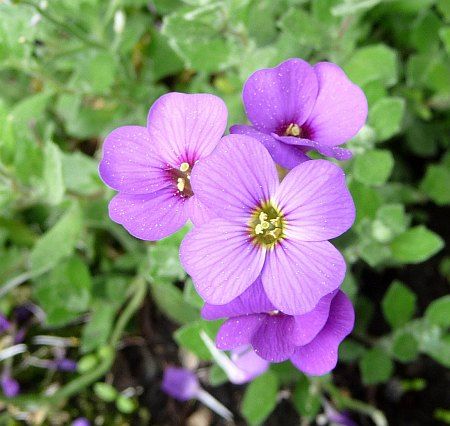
[322,382,387,426]
[197,389,233,421]
[0,271,34,298]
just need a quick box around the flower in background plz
[1,372,20,398]
[180,135,354,315]
[99,92,227,241]
[71,418,91,426]
[0,313,10,334]
[162,367,233,420]
[202,280,354,376]
[231,58,367,169]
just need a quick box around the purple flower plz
[231,58,367,169]
[1,374,20,398]
[230,346,269,384]
[99,92,228,241]
[202,280,354,376]
[323,401,358,426]
[162,367,200,401]
[180,135,354,315]
[0,313,10,334]
[53,358,77,372]
[162,367,233,420]
[71,418,90,426]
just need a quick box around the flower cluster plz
[99,58,367,377]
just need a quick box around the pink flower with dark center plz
[99,92,227,241]
[202,279,354,376]
[231,58,368,169]
[180,135,354,315]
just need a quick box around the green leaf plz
[278,9,324,48]
[150,279,199,325]
[420,164,450,206]
[43,141,65,205]
[62,151,102,196]
[292,375,321,419]
[360,348,394,385]
[30,201,83,275]
[33,256,92,327]
[382,281,416,329]
[241,371,279,426]
[149,226,189,281]
[81,302,116,353]
[410,11,442,53]
[339,339,366,362]
[94,382,118,402]
[369,97,405,141]
[344,44,398,87]
[439,26,450,54]
[372,204,408,242]
[354,150,394,186]
[392,332,419,362]
[174,320,222,360]
[349,180,382,225]
[391,226,444,264]
[425,296,450,328]
[74,51,117,94]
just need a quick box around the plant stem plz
[322,382,388,426]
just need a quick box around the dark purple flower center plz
[249,202,285,248]
[169,162,193,198]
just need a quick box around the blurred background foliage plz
[0,0,449,424]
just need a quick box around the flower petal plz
[230,346,270,384]
[109,187,188,241]
[216,315,265,350]
[242,58,318,133]
[304,62,368,146]
[290,291,355,376]
[147,92,227,166]
[201,277,275,320]
[180,219,266,304]
[293,291,337,346]
[190,134,279,222]
[261,239,346,315]
[99,126,169,194]
[274,159,355,241]
[251,315,296,362]
[230,125,309,169]
[274,134,353,161]
[185,195,217,227]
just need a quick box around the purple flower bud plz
[71,418,90,426]
[13,305,33,325]
[54,358,77,372]
[0,314,10,334]
[1,375,20,398]
[324,401,357,426]
[161,367,200,401]
[14,327,27,344]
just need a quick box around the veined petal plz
[202,277,275,320]
[147,92,227,166]
[304,62,368,146]
[230,125,309,169]
[99,126,169,194]
[216,315,265,350]
[293,291,336,346]
[290,291,355,376]
[251,314,296,362]
[261,239,346,315]
[180,219,266,305]
[109,187,188,241]
[190,135,279,222]
[242,58,319,133]
[274,134,353,161]
[274,160,355,242]
[185,195,217,227]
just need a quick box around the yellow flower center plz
[174,162,193,197]
[284,123,301,137]
[249,202,285,248]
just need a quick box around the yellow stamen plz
[179,162,190,172]
[255,224,264,235]
[285,123,301,137]
[177,178,185,192]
